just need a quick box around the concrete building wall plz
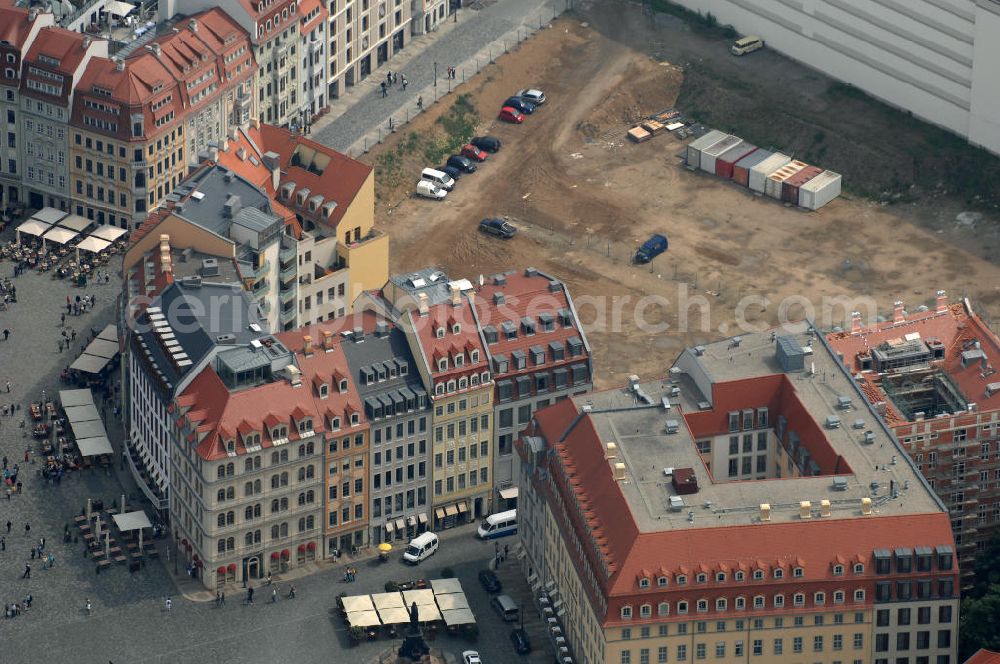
[670,0,1000,155]
[430,386,494,527]
[21,96,71,209]
[325,0,410,101]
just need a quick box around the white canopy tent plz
[15,219,51,244]
[69,353,112,374]
[57,214,92,232]
[401,589,435,607]
[107,0,134,16]
[96,324,118,343]
[113,510,153,531]
[64,403,101,423]
[340,595,376,613]
[91,225,128,242]
[346,610,381,627]
[435,593,470,611]
[84,338,119,359]
[441,608,476,626]
[42,226,79,246]
[414,604,441,622]
[377,607,412,625]
[371,592,405,611]
[76,236,111,258]
[59,389,94,408]
[69,420,105,440]
[31,207,67,224]
[430,578,464,595]
[76,436,113,456]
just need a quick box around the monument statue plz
[397,601,430,661]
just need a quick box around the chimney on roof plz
[759,503,770,522]
[819,499,831,517]
[82,36,92,50]
[302,335,313,355]
[114,58,125,72]
[936,289,948,313]
[799,500,812,519]
[220,138,229,153]
[149,43,161,57]
[286,364,302,387]
[604,441,617,460]
[28,7,38,21]
[250,118,260,130]
[188,18,198,32]
[322,329,334,351]
[850,311,862,335]
[450,283,461,307]
[229,127,239,141]
[159,234,172,275]
[417,292,429,317]
[613,462,626,481]
[860,497,873,516]
[892,300,905,324]
[262,151,281,192]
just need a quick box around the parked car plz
[478,569,502,593]
[731,35,764,56]
[416,180,447,200]
[460,144,489,162]
[479,218,517,239]
[470,136,502,153]
[447,154,477,173]
[510,628,532,655]
[462,651,482,664]
[503,97,535,114]
[516,88,546,105]
[421,167,455,191]
[384,579,428,592]
[634,233,668,263]
[498,107,524,124]
[438,165,463,181]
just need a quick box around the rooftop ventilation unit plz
[693,345,705,356]
[215,334,236,344]
[661,397,672,411]
[819,499,832,517]
[852,419,865,430]
[668,495,684,511]
[759,503,771,522]
[832,477,848,491]
[861,497,873,515]
[837,395,852,410]
[863,431,876,444]
[799,501,812,519]
[697,401,711,411]
[200,258,219,277]
[825,415,841,429]
[665,419,680,434]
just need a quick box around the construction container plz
[715,142,758,179]
[628,126,651,143]
[685,130,728,170]
[781,165,823,203]
[764,160,807,199]
[699,135,743,174]
[798,170,842,210]
[748,152,791,193]
[732,149,772,186]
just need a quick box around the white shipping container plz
[685,130,728,170]
[748,152,791,192]
[699,136,743,174]
[798,170,842,210]
[764,161,806,199]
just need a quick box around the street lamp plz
[434,61,438,89]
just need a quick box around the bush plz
[385,581,399,592]
[348,626,365,644]
[440,567,455,578]
[721,25,737,39]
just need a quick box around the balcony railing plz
[280,307,297,325]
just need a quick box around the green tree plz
[970,533,1000,599]
[960,585,1000,660]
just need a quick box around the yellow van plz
[731,35,764,56]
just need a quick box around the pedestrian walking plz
[246,586,255,606]
[393,72,398,85]
[165,597,172,611]
[47,553,54,568]
[85,598,91,615]
[3,329,9,341]
[60,313,65,326]
[71,329,76,341]
[24,523,29,537]
[401,75,407,91]
[1,536,6,551]
[288,585,296,599]
[4,380,9,393]
[380,81,388,98]
[417,95,423,110]
[5,520,10,533]
[220,590,226,606]
[271,587,277,603]
[30,548,34,560]
[22,563,30,578]
[387,71,393,87]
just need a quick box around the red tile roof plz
[21,27,100,103]
[298,0,327,35]
[530,391,956,624]
[826,300,1000,424]
[410,301,489,390]
[966,650,1000,664]
[0,6,43,51]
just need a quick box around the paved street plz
[311,0,564,154]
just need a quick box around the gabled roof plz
[966,650,1000,664]
[21,27,98,102]
[410,300,489,384]
[0,6,48,51]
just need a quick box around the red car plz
[498,106,524,124]
[460,144,488,162]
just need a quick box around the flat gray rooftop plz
[573,322,943,533]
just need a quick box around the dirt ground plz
[360,7,1000,389]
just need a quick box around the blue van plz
[635,234,668,263]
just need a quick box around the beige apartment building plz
[326,0,410,101]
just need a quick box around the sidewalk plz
[310,0,565,156]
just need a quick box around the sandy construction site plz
[361,7,1000,388]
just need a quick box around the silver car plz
[516,88,546,105]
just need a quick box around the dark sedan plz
[503,97,536,114]
[478,218,517,239]
[470,136,502,153]
[478,569,502,593]
[447,154,477,173]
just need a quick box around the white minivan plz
[731,35,764,55]
[403,531,439,564]
[421,168,455,191]
[416,180,447,200]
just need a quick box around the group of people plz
[5,594,30,618]
[65,293,97,318]
[380,70,409,97]
[0,278,16,310]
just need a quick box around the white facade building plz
[671,0,1000,155]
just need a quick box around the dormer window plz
[435,326,445,339]
[773,568,784,579]
[331,416,341,430]
[437,358,448,372]
[458,377,468,390]
[451,323,461,334]
[454,354,464,367]
[716,572,726,583]
[226,439,235,454]
[696,573,707,584]
[481,371,490,384]
[638,578,650,589]
[793,567,804,578]
[734,571,745,582]
[470,374,480,386]
[470,350,479,363]
[339,379,348,393]
[621,606,632,620]
[753,570,764,580]
[350,413,359,426]
[735,596,745,610]
[676,575,687,586]
[832,565,844,576]
[853,563,864,574]
[298,419,313,433]
[435,383,445,396]
[657,576,668,587]
[318,384,328,399]
[446,379,456,392]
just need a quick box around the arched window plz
[306,490,315,503]
[280,450,288,462]
[773,568,784,579]
[298,445,306,458]
[735,596,746,610]
[271,499,279,513]
[677,601,688,614]
[458,377,468,390]
[640,604,652,618]
[253,479,261,493]
[245,506,254,520]
[735,571,745,582]
[696,573,707,584]
[217,539,226,553]
[752,569,764,580]
[754,595,766,609]
[226,487,234,499]
[217,489,226,502]
[226,463,234,476]
[657,576,668,587]
[271,525,279,539]
[833,590,845,604]
[280,497,288,511]
[245,458,254,473]
[773,595,784,608]
[638,578,650,589]
[298,492,306,506]
[306,442,314,455]
[226,511,234,525]
[696,599,708,612]
[280,472,288,487]
[306,465,315,479]
[620,606,632,619]
[306,515,314,529]
[793,593,805,607]
[280,522,288,537]
[271,451,279,465]
[226,537,234,551]
[245,532,254,546]
[298,517,306,532]
[271,475,280,489]
[814,592,826,605]
[298,467,306,482]
[217,514,226,527]
[657,602,669,616]
[716,598,727,611]
[244,482,253,497]
[217,466,225,479]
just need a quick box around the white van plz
[491,594,520,622]
[477,509,517,540]
[402,531,439,564]
[421,168,455,191]
[416,180,447,200]
[730,35,764,56]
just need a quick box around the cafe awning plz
[57,214,92,232]
[444,505,457,517]
[70,353,112,374]
[16,219,51,238]
[31,207,67,224]
[401,589,435,607]
[377,607,411,625]
[43,226,79,245]
[394,518,405,532]
[441,608,476,626]
[70,420,105,439]
[346,610,381,627]
[59,389,94,408]
[371,592,405,611]
[414,604,441,622]
[91,225,128,242]
[65,403,102,422]
[76,236,110,254]
[97,324,118,343]
[340,595,375,613]
[430,578,463,595]
[85,338,119,359]
[383,522,393,534]
[457,501,468,514]
[76,435,113,457]
[435,593,469,611]
[417,512,428,525]
[113,510,153,531]
[107,0,135,16]
[499,486,519,500]
[434,508,445,520]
